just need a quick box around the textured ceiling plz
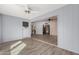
[0,4,67,21]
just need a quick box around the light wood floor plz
[0,36,78,55]
[32,35,57,45]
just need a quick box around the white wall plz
[22,22,31,38]
[57,5,79,53]
[1,14,31,43]
[34,21,50,35]
[0,14,2,43]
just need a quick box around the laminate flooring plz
[32,35,57,45]
[0,36,78,55]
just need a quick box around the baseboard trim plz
[34,38,79,54]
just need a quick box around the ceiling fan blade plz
[28,7,32,10]
[31,11,39,13]
[24,5,29,11]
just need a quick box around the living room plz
[0,4,79,55]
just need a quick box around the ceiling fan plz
[21,4,39,14]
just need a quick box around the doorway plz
[43,23,50,35]
[31,23,36,35]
